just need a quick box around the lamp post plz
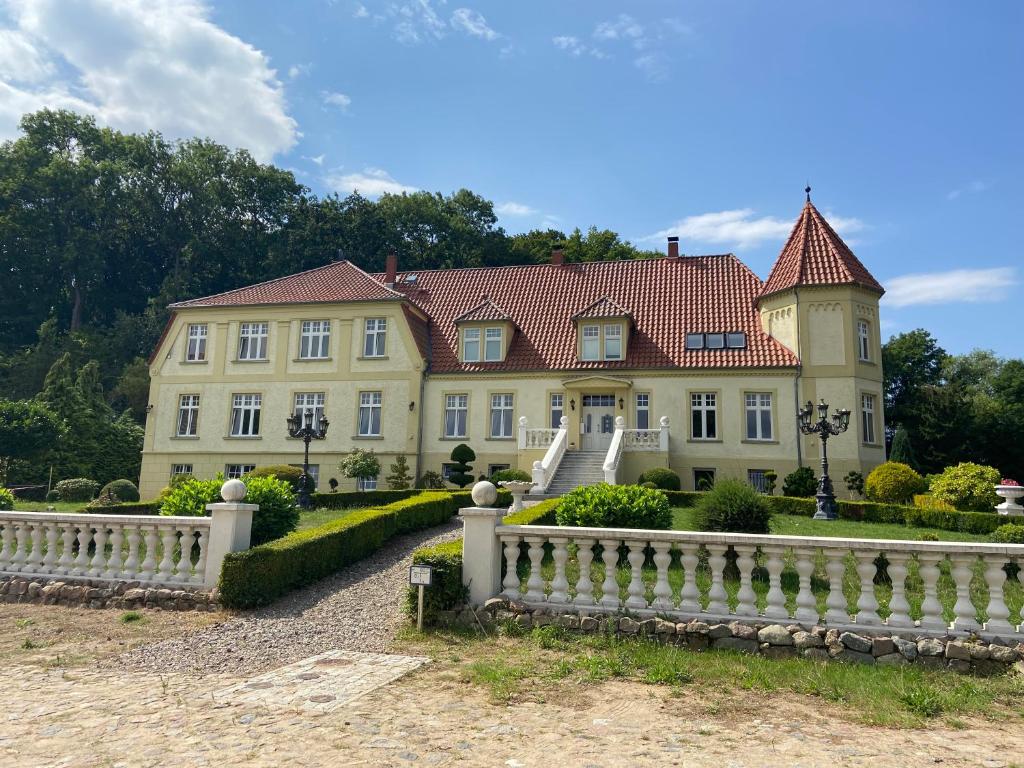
[286,408,329,509]
[798,399,851,521]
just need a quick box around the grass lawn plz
[296,506,365,531]
[11,500,90,513]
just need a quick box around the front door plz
[581,394,616,451]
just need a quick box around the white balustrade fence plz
[0,498,255,589]
[530,418,568,492]
[461,512,1024,637]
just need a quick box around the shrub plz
[244,465,304,491]
[919,532,939,542]
[637,467,681,491]
[904,506,1005,535]
[239,475,300,545]
[640,481,657,489]
[763,470,778,496]
[45,489,59,503]
[782,467,817,497]
[311,488,423,509]
[490,468,532,484]
[844,471,864,498]
[417,470,445,489]
[386,455,413,490]
[887,425,918,469]
[54,478,100,502]
[991,524,1024,544]
[865,462,925,505]
[0,488,14,510]
[448,444,476,488]
[79,501,160,516]
[99,479,140,503]
[555,484,671,529]
[339,449,381,488]
[914,494,956,512]
[930,463,1001,512]
[159,476,223,517]
[661,490,706,508]
[693,479,771,534]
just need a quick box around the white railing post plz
[517,416,528,450]
[460,504,505,606]
[531,417,568,493]
[603,417,625,484]
[204,479,257,588]
[659,415,670,452]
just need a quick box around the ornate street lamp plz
[286,408,329,509]
[798,399,850,520]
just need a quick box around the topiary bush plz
[0,488,14,510]
[99,479,140,503]
[447,444,476,488]
[239,475,300,545]
[417,470,446,489]
[865,461,925,505]
[555,484,671,529]
[782,466,817,497]
[244,465,305,491]
[490,468,532,484]
[991,523,1024,544]
[693,478,772,534]
[54,478,100,502]
[930,463,1001,512]
[637,467,681,491]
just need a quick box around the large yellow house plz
[137,199,886,499]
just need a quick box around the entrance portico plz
[561,375,633,452]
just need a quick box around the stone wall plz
[444,598,1024,676]
[0,575,219,612]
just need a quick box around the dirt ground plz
[2,604,1022,768]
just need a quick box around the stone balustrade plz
[459,512,1024,638]
[529,418,569,493]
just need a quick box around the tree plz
[844,471,865,499]
[782,466,817,497]
[0,400,64,485]
[339,449,381,489]
[888,426,917,469]
[881,329,946,435]
[448,444,476,488]
[386,455,413,490]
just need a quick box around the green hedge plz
[219,491,475,609]
[77,500,162,515]
[661,490,705,508]
[407,497,561,623]
[764,495,817,516]
[903,506,1006,535]
[309,489,422,509]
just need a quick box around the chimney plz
[667,236,680,259]
[551,247,564,266]
[385,251,397,287]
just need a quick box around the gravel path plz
[122,518,462,675]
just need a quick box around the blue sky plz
[1,1,1021,357]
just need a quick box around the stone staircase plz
[544,451,606,496]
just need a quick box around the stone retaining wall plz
[0,575,219,612]
[442,598,1024,676]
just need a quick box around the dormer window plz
[685,333,704,350]
[484,327,503,361]
[686,331,747,350]
[705,333,725,349]
[726,332,747,349]
[604,324,623,360]
[463,328,481,362]
[572,297,632,363]
[581,325,600,360]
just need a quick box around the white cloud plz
[947,180,991,200]
[634,53,668,81]
[594,14,644,44]
[495,201,537,217]
[391,0,446,44]
[644,208,865,250]
[0,0,297,160]
[883,268,1018,308]
[326,167,417,197]
[288,62,312,79]
[303,154,325,166]
[353,3,369,19]
[450,8,498,41]
[321,90,351,110]
[552,35,604,59]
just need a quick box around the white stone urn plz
[995,484,1024,517]
[499,480,534,514]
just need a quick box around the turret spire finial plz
[805,184,811,202]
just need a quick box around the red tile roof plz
[382,257,799,372]
[169,261,402,308]
[453,298,513,323]
[761,201,884,298]
[571,296,633,321]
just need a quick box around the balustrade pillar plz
[951,554,981,632]
[71,526,91,576]
[824,550,848,624]
[0,522,14,568]
[762,545,788,619]
[549,537,570,604]
[500,535,522,599]
[650,541,673,610]
[854,551,881,626]
[678,544,700,613]
[625,542,646,609]
[573,538,596,606]
[57,525,75,575]
[524,537,546,602]
[886,552,912,628]
[43,524,59,571]
[88,525,109,577]
[982,556,1014,635]
[599,539,620,609]
[706,545,729,616]
[11,523,28,572]
[794,550,818,623]
[917,553,947,630]
[24,523,44,574]
[105,526,124,579]
[734,545,758,618]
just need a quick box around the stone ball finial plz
[518,416,528,426]
[614,415,625,428]
[660,415,670,427]
[221,479,247,502]
[471,480,498,507]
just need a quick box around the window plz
[484,327,503,361]
[170,464,193,479]
[186,324,207,361]
[293,392,325,430]
[490,393,514,438]
[299,320,330,359]
[226,464,256,479]
[462,328,481,362]
[694,469,716,491]
[861,393,877,444]
[748,469,769,494]
[705,333,725,349]
[582,394,616,407]
[604,324,623,360]
[858,320,870,361]
[358,475,378,491]
[230,393,262,436]
[581,324,600,361]
[358,391,383,436]
[744,392,773,441]
[685,333,704,350]
[550,393,564,429]
[364,318,387,357]
[290,464,319,490]
[726,332,747,349]
[441,463,457,482]
[635,393,650,430]
[444,394,468,438]
[690,392,717,440]
[176,394,200,437]
[237,322,268,360]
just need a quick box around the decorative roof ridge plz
[452,296,514,323]
[570,295,633,320]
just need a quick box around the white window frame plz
[226,463,256,479]
[748,469,769,494]
[170,463,193,478]
[293,392,325,430]
[604,324,623,360]
[550,393,564,429]
[299,320,330,359]
[489,393,514,439]
[484,327,503,362]
[291,463,319,490]
[357,475,378,491]
[690,392,717,440]
[358,391,383,436]
[581,324,600,361]
[230,393,262,437]
[862,393,877,444]
[186,324,207,362]
[364,318,387,358]
[858,320,871,362]
[444,394,468,438]
[462,328,481,362]
[237,322,268,361]
[635,392,650,430]
[176,394,200,437]
[744,392,773,441]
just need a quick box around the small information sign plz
[409,565,433,586]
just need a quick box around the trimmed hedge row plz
[219,491,478,609]
[78,500,162,516]
[408,497,561,622]
[309,489,422,509]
